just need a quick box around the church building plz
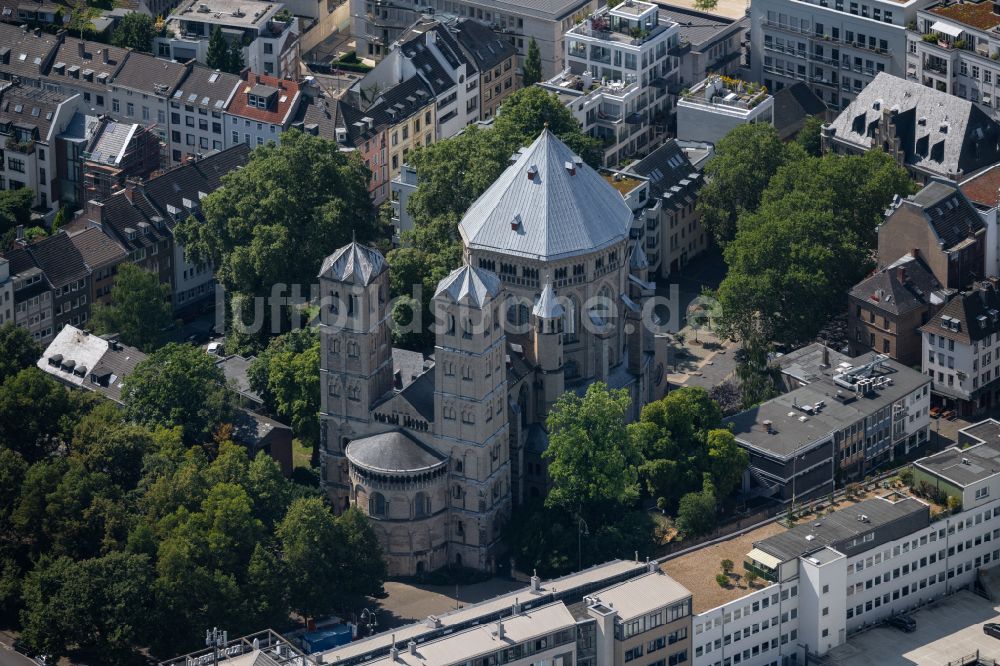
[318,130,670,576]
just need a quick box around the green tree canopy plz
[544,383,639,522]
[206,26,229,71]
[247,328,320,453]
[90,263,175,352]
[0,188,33,242]
[122,343,235,444]
[676,478,717,536]
[111,13,156,52]
[228,38,245,75]
[522,37,542,86]
[175,130,377,352]
[0,368,72,462]
[795,115,825,156]
[0,321,41,382]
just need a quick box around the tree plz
[20,552,154,664]
[333,506,387,599]
[0,368,72,462]
[696,123,798,248]
[0,322,41,382]
[175,131,375,353]
[745,570,759,587]
[522,37,542,86]
[206,26,229,71]
[706,429,749,499]
[122,343,235,444]
[694,0,719,8]
[544,382,639,522]
[721,559,734,574]
[247,328,320,453]
[228,38,245,75]
[676,481,717,536]
[0,188,33,237]
[90,264,174,352]
[111,13,156,53]
[716,572,728,587]
[277,497,346,619]
[795,115,825,157]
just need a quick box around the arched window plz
[369,492,386,517]
[414,491,431,518]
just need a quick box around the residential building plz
[223,71,301,148]
[107,53,189,161]
[624,138,707,278]
[727,353,931,502]
[68,226,127,307]
[351,0,599,79]
[450,18,519,121]
[1,0,69,26]
[541,0,681,166]
[157,0,300,79]
[42,36,128,118]
[0,83,85,214]
[36,324,293,472]
[350,18,476,140]
[878,180,986,291]
[81,117,164,203]
[772,81,830,139]
[750,0,934,112]
[675,75,774,144]
[905,0,1000,113]
[0,23,61,88]
[822,72,1000,182]
[656,4,750,92]
[319,130,668,575]
[960,163,1000,278]
[389,161,417,242]
[920,280,1000,416]
[848,253,952,366]
[0,257,12,326]
[13,231,92,333]
[165,64,241,163]
[775,342,851,391]
[3,245,53,342]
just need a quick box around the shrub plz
[721,559,734,574]
[716,573,729,588]
[745,570,759,587]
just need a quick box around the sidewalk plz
[666,324,738,390]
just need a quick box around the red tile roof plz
[225,72,300,125]
[961,164,1000,208]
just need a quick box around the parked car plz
[984,622,1000,639]
[888,614,916,632]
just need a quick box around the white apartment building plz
[352,0,599,79]
[0,257,13,327]
[676,76,774,145]
[750,0,935,111]
[541,0,681,166]
[906,0,1000,112]
[921,283,1000,416]
[157,0,301,79]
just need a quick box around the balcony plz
[4,136,35,155]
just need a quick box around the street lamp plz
[205,627,227,666]
[577,516,589,572]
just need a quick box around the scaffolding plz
[81,119,165,201]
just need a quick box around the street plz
[0,632,41,666]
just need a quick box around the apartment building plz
[676,75,774,144]
[623,139,708,278]
[822,72,1000,182]
[727,353,931,502]
[157,0,300,79]
[165,64,241,162]
[4,246,53,342]
[4,231,92,334]
[750,0,934,112]
[450,19,519,121]
[541,1,680,166]
[921,281,1000,416]
[223,71,300,148]
[848,253,952,366]
[0,83,85,214]
[69,226,127,307]
[878,181,986,290]
[906,0,1000,113]
[0,24,60,88]
[658,5,750,91]
[0,257,13,327]
[352,0,599,79]
[81,118,164,203]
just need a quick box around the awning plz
[931,21,963,38]
[747,547,782,570]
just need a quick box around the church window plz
[331,338,341,354]
[347,385,360,401]
[328,381,340,397]
[573,263,585,276]
[554,267,567,281]
[414,492,430,517]
[330,290,339,314]
[347,294,356,317]
[444,406,456,420]
[369,492,386,516]
[462,365,473,381]
[462,410,474,424]
[445,362,455,376]
[455,458,463,473]
[462,318,473,339]
[455,517,464,532]
[496,399,502,414]
[493,307,500,330]
[453,486,463,500]
[447,314,456,336]
[347,340,359,357]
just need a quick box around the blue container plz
[301,625,352,652]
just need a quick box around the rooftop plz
[169,0,280,28]
[37,325,148,403]
[602,172,645,195]
[226,72,300,124]
[755,495,930,563]
[655,4,745,46]
[961,163,1000,209]
[916,435,1000,487]
[585,570,690,621]
[919,281,1000,345]
[928,0,1000,31]
[345,430,446,474]
[680,75,769,112]
[567,1,671,47]
[960,418,1000,446]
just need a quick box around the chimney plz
[897,265,907,284]
[530,569,541,592]
[87,199,104,227]
[912,248,920,259]
[389,635,398,662]
[496,620,505,640]
[526,165,538,180]
[407,640,416,656]
[33,26,40,36]
[78,40,85,58]
[763,419,773,434]
[101,48,108,65]
[822,344,830,368]
[15,225,24,243]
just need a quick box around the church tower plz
[432,264,510,571]
[530,281,565,417]
[317,241,393,511]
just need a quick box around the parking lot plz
[825,591,1000,665]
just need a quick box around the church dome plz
[458,129,633,261]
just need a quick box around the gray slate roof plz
[318,242,388,286]
[346,430,445,473]
[433,263,501,307]
[916,440,1000,487]
[459,129,632,261]
[849,253,945,316]
[451,19,516,72]
[533,281,564,318]
[826,72,1000,180]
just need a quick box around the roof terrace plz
[680,75,769,111]
[567,0,669,47]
